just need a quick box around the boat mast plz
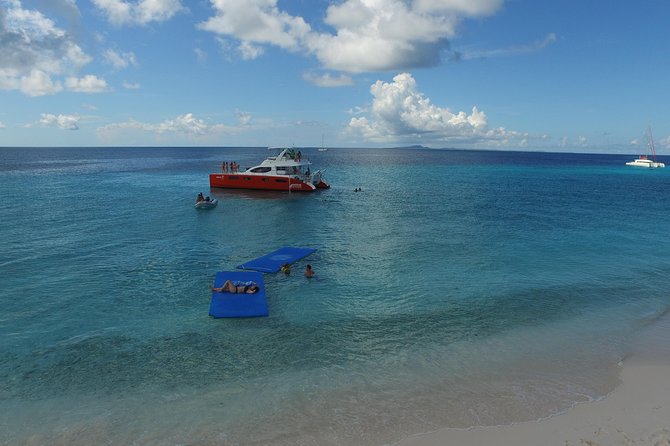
[647,127,658,161]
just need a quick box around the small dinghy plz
[195,198,218,209]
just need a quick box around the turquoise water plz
[2,147,670,445]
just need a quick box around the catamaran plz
[210,147,330,192]
[626,128,665,168]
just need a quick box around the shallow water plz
[1,147,670,445]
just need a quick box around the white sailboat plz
[318,134,327,151]
[626,128,665,168]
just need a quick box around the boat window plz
[275,179,287,183]
[228,176,239,180]
[250,167,271,173]
[244,177,252,180]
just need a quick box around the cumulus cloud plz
[19,70,63,96]
[0,0,97,96]
[104,49,138,69]
[198,0,502,73]
[97,113,242,139]
[122,80,141,89]
[199,0,310,55]
[65,75,109,93]
[40,113,80,130]
[345,73,527,146]
[156,113,209,134]
[303,72,353,87]
[308,0,461,72]
[92,0,185,26]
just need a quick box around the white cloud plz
[65,75,109,93]
[310,0,461,72]
[235,110,252,126]
[345,73,527,146]
[41,0,81,22]
[97,113,242,139]
[122,80,141,89]
[199,0,310,52]
[0,121,5,129]
[40,113,80,130]
[348,106,368,115]
[157,113,208,134]
[656,135,670,150]
[194,47,207,62]
[0,0,94,96]
[92,0,185,26]
[238,41,264,60]
[198,0,502,73]
[460,32,557,60]
[303,72,353,88]
[104,49,138,69]
[20,70,63,96]
[414,0,502,16]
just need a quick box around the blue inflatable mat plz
[209,271,268,318]
[237,247,316,273]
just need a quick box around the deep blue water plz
[1,147,670,445]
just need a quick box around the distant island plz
[390,144,432,150]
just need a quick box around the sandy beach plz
[397,314,670,446]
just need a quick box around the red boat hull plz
[209,174,316,192]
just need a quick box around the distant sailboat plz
[318,134,327,151]
[626,127,665,168]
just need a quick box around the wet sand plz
[397,313,670,446]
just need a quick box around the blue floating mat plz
[237,247,316,273]
[209,271,268,318]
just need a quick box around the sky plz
[1,0,669,153]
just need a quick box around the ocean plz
[1,146,669,445]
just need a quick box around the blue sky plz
[1,0,669,153]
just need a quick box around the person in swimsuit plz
[304,264,314,278]
[212,280,259,294]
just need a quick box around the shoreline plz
[396,313,670,446]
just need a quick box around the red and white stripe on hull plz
[209,173,316,192]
